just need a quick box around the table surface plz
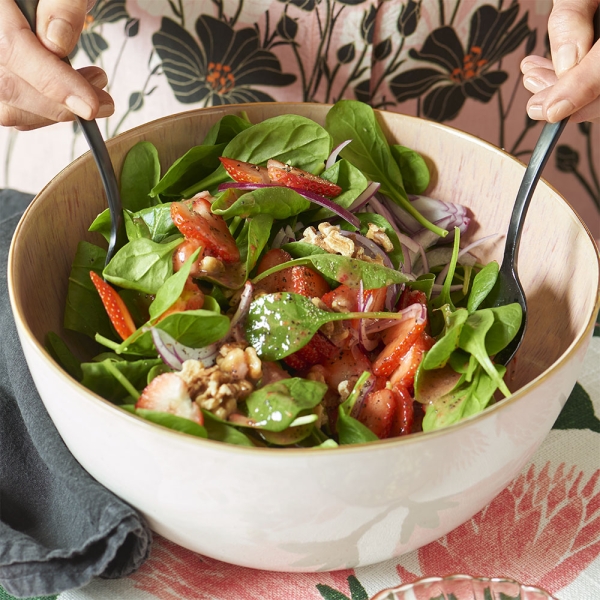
[8,326,600,600]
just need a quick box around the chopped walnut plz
[198,255,224,274]
[365,223,394,252]
[306,364,327,384]
[301,222,355,257]
[177,343,262,420]
[337,380,352,401]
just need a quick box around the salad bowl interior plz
[8,103,600,571]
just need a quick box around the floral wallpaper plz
[0,0,598,237]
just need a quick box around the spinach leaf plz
[148,247,201,320]
[81,357,163,403]
[253,254,411,289]
[135,408,208,438]
[201,410,254,446]
[245,292,413,360]
[422,364,505,431]
[337,410,379,445]
[485,303,523,356]
[325,100,446,237]
[243,378,327,432]
[458,310,511,397]
[203,114,252,146]
[212,186,310,220]
[45,332,82,381]
[135,203,178,242]
[341,212,404,268]
[88,209,112,243]
[431,228,460,311]
[64,241,114,339]
[184,114,332,197]
[124,209,152,241]
[260,422,316,446]
[224,114,332,172]
[408,273,436,300]
[308,159,368,221]
[282,241,329,258]
[421,308,469,370]
[150,143,226,199]
[201,295,221,313]
[467,261,499,313]
[390,145,430,195]
[103,237,182,294]
[120,141,161,212]
[115,309,230,356]
[242,213,274,275]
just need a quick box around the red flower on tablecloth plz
[396,462,600,595]
[130,536,355,599]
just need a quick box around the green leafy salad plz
[47,100,522,448]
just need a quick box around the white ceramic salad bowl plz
[8,103,600,571]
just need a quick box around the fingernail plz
[524,76,546,93]
[547,99,574,122]
[527,104,544,120]
[65,95,93,120]
[97,103,114,118]
[46,18,74,53]
[555,43,577,75]
[88,70,108,89]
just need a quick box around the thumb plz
[36,0,88,57]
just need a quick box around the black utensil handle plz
[503,118,569,271]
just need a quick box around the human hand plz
[521,0,600,124]
[0,0,113,131]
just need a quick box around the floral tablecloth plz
[2,320,599,600]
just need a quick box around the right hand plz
[0,0,114,131]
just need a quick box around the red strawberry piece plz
[267,159,342,198]
[219,157,270,184]
[322,346,372,393]
[90,271,136,341]
[171,197,240,263]
[173,239,204,276]
[283,331,336,372]
[137,373,203,425]
[398,288,428,310]
[357,388,397,439]
[389,331,435,391]
[372,314,427,377]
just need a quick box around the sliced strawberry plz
[398,288,428,310]
[158,283,205,322]
[322,346,372,393]
[372,315,427,377]
[137,373,203,425]
[173,238,203,276]
[363,287,387,312]
[90,271,136,341]
[255,249,330,298]
[171,197,240,263]
[267,159,342,198]
[321,284,358,313]
[389,331,435,390]
[219,157,270,184]
[283,331,336,372]
[389,383,414,437]
[357,388,396,439]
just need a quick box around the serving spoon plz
[16,0,123,267]
[492,117,569,366]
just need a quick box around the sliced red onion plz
[367,196,414,274]
[349,181,381,212]
[217,182,360,229]
[349,376,376,420]
[326,139,352,169]
[271,226,296,249]
[229,281,253,332]
[432,283,464,292]
[151,327,218,370]
[339,230,393,268]
[358,289,380,351]
[458,233,503,258]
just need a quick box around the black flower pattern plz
[389,3,531,121]
[152,16,296,106]
[70,0,130,63]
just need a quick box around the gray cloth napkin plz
[0,190,152,598]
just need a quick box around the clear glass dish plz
[371,575,557,600]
